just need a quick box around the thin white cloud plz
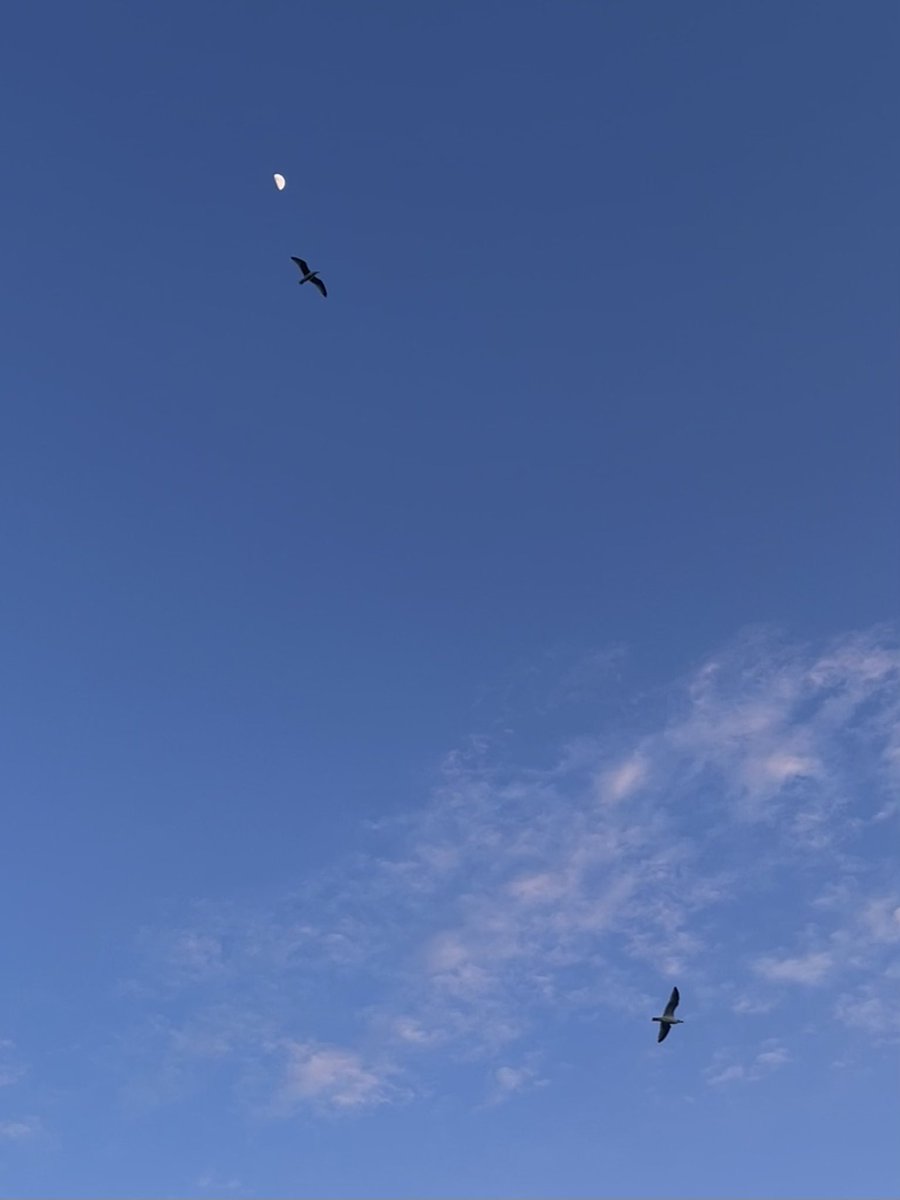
[485,1062,547,1106]
[276,1042,397,1113]
[121,626,900,1115]
[0,1116,42,1140]
[0,1040,26,1088]
[834,988,900,1041]
[761,751,818,785]
[388,1016,443,1047]
[195,1172,242,1193]
[706,1063,746,1085]
[705,1040,791,1087]
[598,754,647,803]
[754,951,834,986]
[860,898,900,944]
[731,995,775,1016]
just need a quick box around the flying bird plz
[291,256,327,298]
[652,986,684,1043]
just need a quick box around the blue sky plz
[1,1,898,1195]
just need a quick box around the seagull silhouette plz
[652,986,684,1043]
[291,257,327,298]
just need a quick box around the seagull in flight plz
[652,986,684,1043]
[291,257,327,298]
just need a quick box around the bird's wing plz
[663,987,680,1018]
[657,1022,671,1043]
[310,276,327,297]
[291,257,310,275]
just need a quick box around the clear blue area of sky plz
[0,2,897,1197]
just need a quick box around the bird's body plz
[291,256,327,297]
[652,986,684,1043]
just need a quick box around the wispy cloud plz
[705,1040,791,1087]
[860,898,900,944]
[275,1042,399,1114]
[834,986,900,1041]
[731,994,775,1016]
[484,1061,548,1106]
[195,1171,242,1193]
[598,754,648,804]
[0,1040,26,1089]
[0,1116,42,1141]
[754,951,834,986]
[119,626,899,1115]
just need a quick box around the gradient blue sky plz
[1,2,898,1196]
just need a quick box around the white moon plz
[273,173,286,191]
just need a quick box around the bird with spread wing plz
[652,986,684,1043]
[291,257,327,298]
